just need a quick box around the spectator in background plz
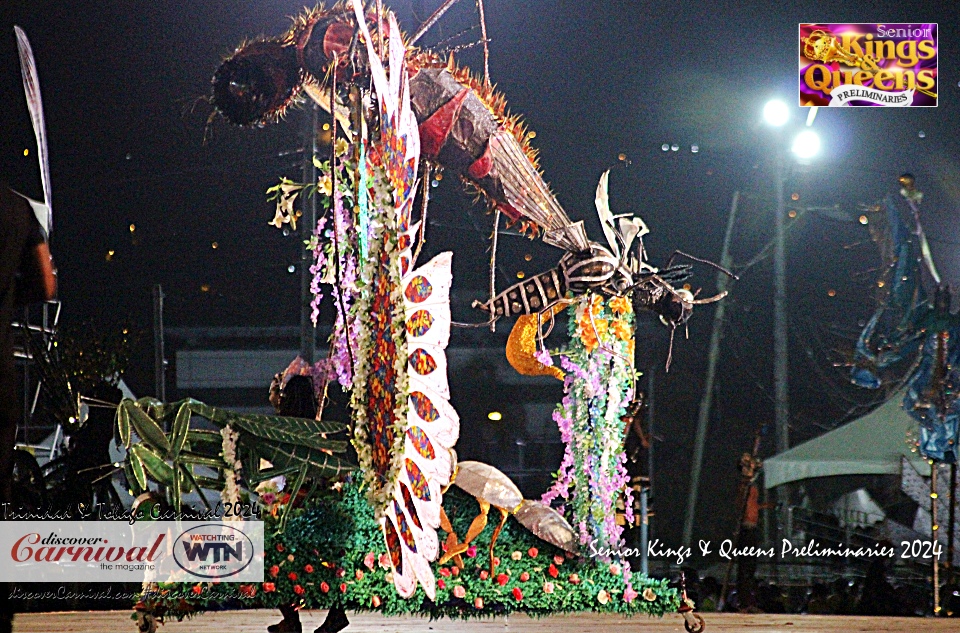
[856,547,903,616]
[1,184,56,633]
[734,453,770,612]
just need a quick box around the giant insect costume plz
[210,3,719,335]
[210,1,717,608]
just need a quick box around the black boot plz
[314,606,349,633]
[267,604,302,633]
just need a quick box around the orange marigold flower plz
[609,295,631,315]
[612,319,632,341]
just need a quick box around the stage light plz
[763,99,789,126]
[487,411,502,421]
[791,130,821,159]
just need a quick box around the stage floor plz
[10,611,959,633]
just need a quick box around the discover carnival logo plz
[0,520,263,583]
[799,23,937,107]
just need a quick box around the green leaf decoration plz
[131,444,174,485]
[192,400,348,436]
[193,475,225,490]
[117,403,131,449]
[183,430,224,458]
[170,402,192,458]
[277,464,309,533]
[178,452,226,469]
[247,438,355,479]
[124,400,171,454]
[178,465,213,512]
[127,448,147,491]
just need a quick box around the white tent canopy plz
[764,390,929,489]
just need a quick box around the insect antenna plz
[666,250,738,281]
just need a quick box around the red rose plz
[479,570,488,580]
[339,583,347,593]
[238,584,257,598]
[496,573,509,586]
[527,547,538,558]
[263,582,276,593]
[287,572,298,582]
[191,584,203,595]
[451,566,460,577]
[269,565,280,578]
[439,567,452,577]
[304,564,314,573]
[320,582,330,593]
[519,572,530,582]
[548,564,558,578]
[276,544,285,552]
[512,587,523,601]
[438,579,446,590]
[293,584,304,595]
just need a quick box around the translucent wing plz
[487,130,589,252]
[453,461,524,510]
[514,499,579,554]
[393,250,459,599]
[617,215,649,256]
[595,170,618,257]
[15,26,52,234]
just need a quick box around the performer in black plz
[0,184,57,633]
[267,375,350,633]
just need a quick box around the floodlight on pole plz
[791,130,821,159]
[763,99,789,127]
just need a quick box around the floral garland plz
[270,141,361,389]
[542,294,636,557]
[220,424,242,519]
[139,483,678,620]
[349,162,411,516]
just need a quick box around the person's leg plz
[313,605,349,633]
[267,604,301,632]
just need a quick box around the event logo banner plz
[799,23,937,107]
[0,521,264,583]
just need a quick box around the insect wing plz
[15,26,52,234]
[382,514,417,597]
[595,170,618,257]
[407,379,459,448]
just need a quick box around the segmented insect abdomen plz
[481,268,565,318]
[560,247,618,295]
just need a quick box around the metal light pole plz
[772,149,790,519]
[682,190,740,546]
[763,100,820,538]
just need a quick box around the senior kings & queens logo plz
[799,23,937,107]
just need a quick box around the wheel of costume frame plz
[12,447,47,511]
[683,613,706,633]
[136,612,157,633]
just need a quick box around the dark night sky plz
[3,1,960,547]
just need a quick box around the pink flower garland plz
[541,300,636,557]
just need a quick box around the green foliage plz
[143,481,678,621]
[115,398,356,515]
